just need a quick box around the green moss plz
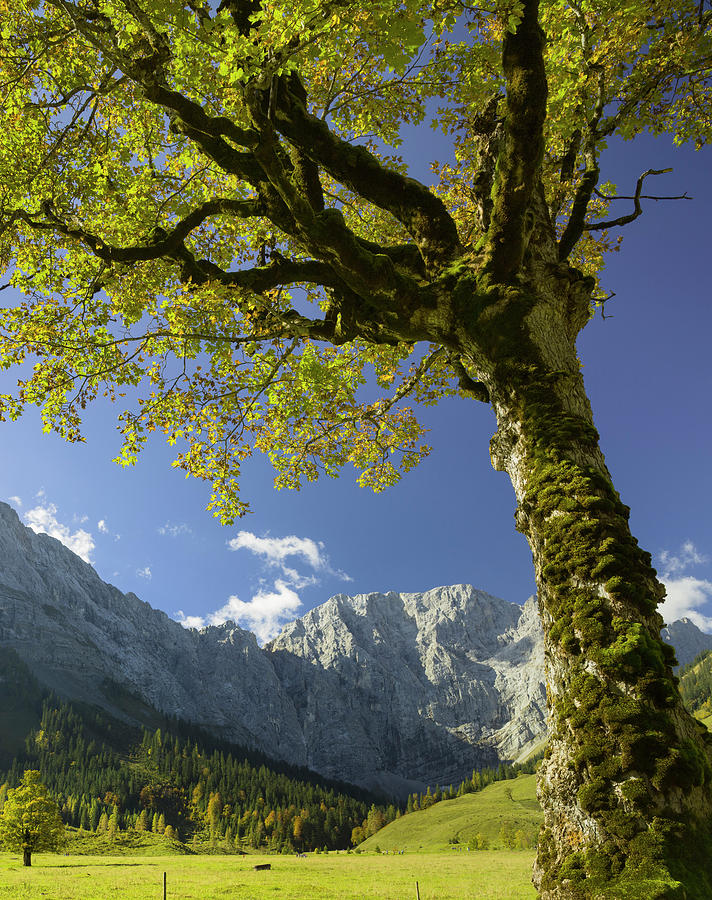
[577,777,610,813]
[470,282,712,896]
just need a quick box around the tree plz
[0,0,710,895]
[107,805,120,841]
[0,771,65,866]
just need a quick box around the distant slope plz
[679,650,712,729]
[358,774,542,852]
[0,649,45,767]
[0,652,381,853]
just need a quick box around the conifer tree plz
[108,806,120,841]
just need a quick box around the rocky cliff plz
[268,585,546,795]
[1,500,709,796]
[662,618,712,669]
[0,503,307,765]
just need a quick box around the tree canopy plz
[1,0,711,896]
[0,0,709,519]
[0,769,65,865]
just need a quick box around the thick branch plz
[241,93,425,310]
[447,354,490,403]
[556,47,606,260]
[557,165,599,260]
[271,75,462,274]
[484,0,548,281]
[11,200,349,299]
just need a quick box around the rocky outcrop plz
[1,500,708,796]
[268,585,547,794]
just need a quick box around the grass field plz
[0,773,541,898]
[0,851,536,899]
[359,773,542,852]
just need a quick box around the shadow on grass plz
[36,861,151,868]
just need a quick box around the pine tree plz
[107,806,119,841]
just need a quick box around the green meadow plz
[0,776,541,898]
[359,773,542,852]
[0,850,536,899]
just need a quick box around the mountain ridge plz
[1,500,711,797]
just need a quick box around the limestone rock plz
[662,618,712,669]
[2,499,707,796]
[0,502,306,764]
[267,585,548,795]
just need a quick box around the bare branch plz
[593,189,691,203]
[584,169,676,231]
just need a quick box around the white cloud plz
[137,566,152,580]
[176,580,302,644]
[98,519,109,533]
[158,522,192,538]
[659,577,712,632]
[175,611,207,630]
[660,541,707,576]
[229,530,352,582]
[8,495,22,508]
[24,502,95,564]
[177,531,350,644]
[658,542,712,632]
[228,531,327,569]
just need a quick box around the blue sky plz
[1,129,710,644]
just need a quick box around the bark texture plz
[461,255,712,897]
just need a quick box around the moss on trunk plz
[471,279,712,898]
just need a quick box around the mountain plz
[268,586,546,795]
[0,502,306,764]
[1,499,710,797]
[662,619,712,669]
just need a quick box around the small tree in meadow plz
[0,771,65,866]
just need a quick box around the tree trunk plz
[465,275,712,898]
[23,848,31,867]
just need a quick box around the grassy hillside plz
[358,774,542,853]
[679,650,712,729]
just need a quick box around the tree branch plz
[16,198,264,263]
[447,354,490,403]
[484,0,548,281]
[584,169,676,231]
[557,68,606,261]
[271,74,462,274]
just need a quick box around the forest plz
[0,648,538,852]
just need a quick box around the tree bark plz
[466,271,712,897]
[23,848,31,867]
